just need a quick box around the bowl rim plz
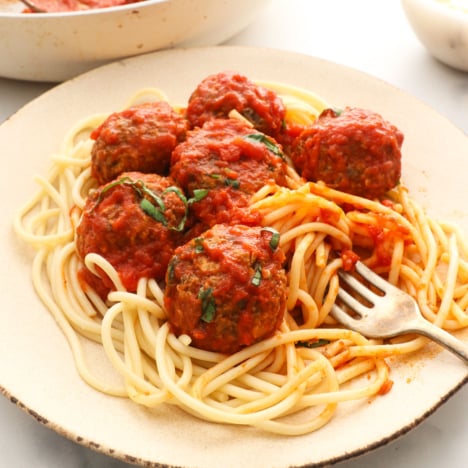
[0,0,167,18]
[402,0,468,21]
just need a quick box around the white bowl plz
[401,0,468,71]
[0,0,270,82]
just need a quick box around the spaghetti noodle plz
[13,78,468,436]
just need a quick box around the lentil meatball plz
[90,101,188,185]
[164,224,287,354]
[290,107,404,199]
[186,71,286,139]
[170,118,288,229]
[76,172,188,295]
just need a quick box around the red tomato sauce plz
[186,71,286,139]
[165,224,287,354]
[73,71,411,357]
[91,101,187,185]
[291,107,403,199]
[76,172,187,295]
[171,118,287,230]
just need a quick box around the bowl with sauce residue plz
[401,0,468,71]
[0,0,271,82]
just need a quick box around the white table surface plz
[1,1,467,467]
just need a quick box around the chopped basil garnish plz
[167,258,176,282]
[261,227,280,250]
[251,263,263,287]
[243,133,285,160]
[224,178,240,189]
[194,237,204,253]
[190,188,209,203]
[296,339,331,349]
[92,176,208,232]
[140,198,167,224]
[269,232,280,250]
[95,176,132,201]
[208,173,240,190]
[198,287,216,323]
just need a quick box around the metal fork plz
[330,261,468,364]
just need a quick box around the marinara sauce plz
[186,71,286,139]
[170,118,288,230]
[291,107,404,199]
[91,101,187,185]
[164,224,287,354]
[76,172,188,296]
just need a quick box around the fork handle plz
[410,319,468,364]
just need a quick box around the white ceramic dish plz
[0,0,270,82]
[401,0,468,71]
[1,46,468,468]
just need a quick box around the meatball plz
[164,224,287,354]
[186,71,286,139]
[90,101,188,185]
[170,118,288,229]
[76,172,188,295]
[290,107,404,199]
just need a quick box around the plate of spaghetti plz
[1,46,468,467]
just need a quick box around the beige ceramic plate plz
[0,46,467,467]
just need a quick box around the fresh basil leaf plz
[167,257,177,283]
[140,199,167,225]
[198,287,216,323]
[225,178,240,189]
[261,227,280,250]
[244,133,285,160]
[93,176,132,207]
[194,237,204,253]
[296,339,331,349]
[94,177,195,232]
[163,186,188,205]
[190,189,209,203]
[251,263,262,287]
